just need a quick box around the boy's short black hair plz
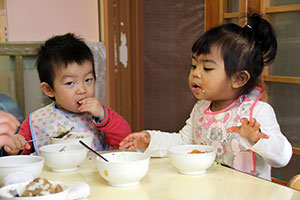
[36,33,95,90]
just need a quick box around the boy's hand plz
[119,131,150,151]
[78,97,105,120]
[3,134,31,155]
[227,118,269,143]
[0,110,20,146]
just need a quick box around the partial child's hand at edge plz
[3,134,31,155]
[78,97,105,120]
[119,131,150,151]
[227,118,269,143]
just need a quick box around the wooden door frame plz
[101,0,144,131]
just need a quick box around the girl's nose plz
[192,68,202,79]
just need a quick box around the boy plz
[4,33,131,155]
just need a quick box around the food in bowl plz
[0,178,68,200]
[168,145,216,175]
[188,149,204,154]
[96,152,150,187]
[18,178,62,197]
[0,155,44,185]
[51,132,93,147]
[39,143,87,172]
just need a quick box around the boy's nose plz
[76,86,87,94]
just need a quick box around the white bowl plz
[0,181,69,200]
[168,145,216,175]
[0,155,44,185]
[96,152,150,187]
[50,132,93,147]
[39,143,87,172]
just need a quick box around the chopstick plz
[79,140,109,162]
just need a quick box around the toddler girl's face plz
[51,60,95,113]
[188,46,237,105]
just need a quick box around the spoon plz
[79,140,109,162]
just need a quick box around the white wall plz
[3,0,101,117]
[5,0,99,42]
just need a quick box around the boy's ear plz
[40,82,54,98]
[231,70,250,89]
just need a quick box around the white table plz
[41,152,300,200]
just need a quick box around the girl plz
[119,13,292,180]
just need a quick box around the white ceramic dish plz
[0,181,69,200]
[0,155,44,185]
[39,143,87,172]
[168,145,216,175]
[50,132,93,147]
[96,152,150,187]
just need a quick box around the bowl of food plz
[168,145,216,175]
[0,155,44,185]
[39,143,87,172]
[96,152,150,187]
[0,178,69,200]
[51,132,93,147]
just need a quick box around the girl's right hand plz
[119,131,150,151]
[3,134,31,155]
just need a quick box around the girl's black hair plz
[36,33,95,95]
[192,12,277,95]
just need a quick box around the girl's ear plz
[40,82,54,98]
[231,70,250,89]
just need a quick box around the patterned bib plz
[192,87,263,175]
[29,103,108,155]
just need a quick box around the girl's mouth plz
[191,83,202,92]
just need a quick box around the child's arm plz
[229,101,292,167]
[227,118,269,143]
[119,131,150,151]
[3,116,33,155]
[93,105,132,147]
[77,97,132,147]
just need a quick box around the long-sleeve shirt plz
[144,100,292,180]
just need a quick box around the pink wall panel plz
[6,0,99,42]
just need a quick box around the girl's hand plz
[0,110,20,146]
[78,97,105,120]
[227,118,269,143]
[3,134,31,155]
[119,131,150,151]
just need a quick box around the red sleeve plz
[93,106,132,148]
[18,116,35,155]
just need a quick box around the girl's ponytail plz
[246,13,277,65]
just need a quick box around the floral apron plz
[29,103,108,155]
[192,87,263,175]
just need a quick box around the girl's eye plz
[204,67,213,71]
[85,78,93,83]
[66,81,74,86]
[190,64,197,69]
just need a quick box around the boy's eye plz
[85,78,93,83]
[66,81,74,86]
[190,64,197,69]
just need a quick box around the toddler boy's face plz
[51,60,95,113]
